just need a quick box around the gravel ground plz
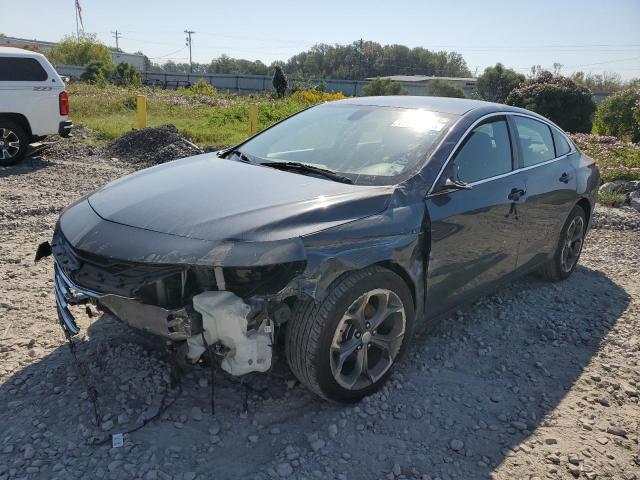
[0,145,639,480]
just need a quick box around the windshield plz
[236,103,458,185]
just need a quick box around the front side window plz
[513,116,555,166]
[0,57,48,81]
[451,118,513,184]
[236,104,458,185]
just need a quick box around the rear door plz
[510,115,579,270]
[425,115,526,316]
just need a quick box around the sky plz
[3,0,640,78]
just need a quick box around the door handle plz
[508,188,526,202]
[559,172,573,183]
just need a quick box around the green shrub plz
[506,71,596,133]
[427,79,465,98]
[593,88,640,142]
[80,61,113,86]
[112,63,142,87]
[363,78,406,96]
[272,66,288,98]
[476,63,524,103]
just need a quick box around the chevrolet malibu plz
[41,97,599,402]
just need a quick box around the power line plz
[148,46,188,60]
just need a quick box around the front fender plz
[299,198,427,319]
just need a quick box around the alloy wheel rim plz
[0,128,20,160]
[561,216,584,273]
[330,288,406,390]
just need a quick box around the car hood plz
[87,154,394,243]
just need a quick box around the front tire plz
[538,205,587,281]
[0,121,28,166]
[285,266,414,402]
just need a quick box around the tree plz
[80,61,113,85]
[593,88,640,142]
[283,40,471,80]
[427,79,465,98]
[506,71,596,133]
[112,63,142,87]
[570,71,630,93]
[272,65,288,97]
[46,34,112,67]
[476,63,525,103]
[363,78,406,96]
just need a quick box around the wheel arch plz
[575,197,592,228]
[0,113,32,138]
[374,260,417,310]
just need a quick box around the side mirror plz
[436,177,472,193]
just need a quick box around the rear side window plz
[513,116,555,167]
[0,57,48,81]
[451,118,513,183]
[552,128,572,156]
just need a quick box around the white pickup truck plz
[0,47,73,166]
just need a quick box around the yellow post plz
[136,95,147,129]
[248,105,258,136]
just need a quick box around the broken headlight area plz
[49,228,306,376]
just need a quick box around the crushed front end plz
[43,199,306,377]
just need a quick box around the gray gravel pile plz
[103,125,203,166]
[592,204,640,230]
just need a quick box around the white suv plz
[0,47,73,166]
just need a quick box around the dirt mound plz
[104,124,203,165]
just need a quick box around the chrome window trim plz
[427,111,576,196]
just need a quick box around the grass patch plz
[597,191,627,207]
[570,133,640,182]
[67,83,343,147]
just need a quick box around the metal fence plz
[55,65,610,101]
[55,65,476,97]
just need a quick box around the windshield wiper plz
[260,161,353,184]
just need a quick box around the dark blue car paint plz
[52,97,600,329]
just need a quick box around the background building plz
[0,36,146,70]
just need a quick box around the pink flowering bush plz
[570,133,640,182]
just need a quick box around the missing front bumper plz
[53,262,198,340]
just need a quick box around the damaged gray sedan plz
[39,96,599,402]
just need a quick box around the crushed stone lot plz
[1,139,639,480]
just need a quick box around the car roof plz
[0,46,45,58]
[332,96,514,116]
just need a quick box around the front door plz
[425,116,525,317]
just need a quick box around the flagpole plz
[75,1,79,40]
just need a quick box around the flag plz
[76,0,84,30]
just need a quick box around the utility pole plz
[74,1,80,40]
[184,30,195,73]
[111,30,121,51]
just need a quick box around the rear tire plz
[285,266,414,402]
[538,205,586,281]
[0,120,28,166]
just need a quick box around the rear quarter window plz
[552,128,572,156]
[0,57,49,81]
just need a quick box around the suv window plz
[0,57,48,81]
[451,118,512,183]
[552,128,571,156]
[513,116,555,166]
